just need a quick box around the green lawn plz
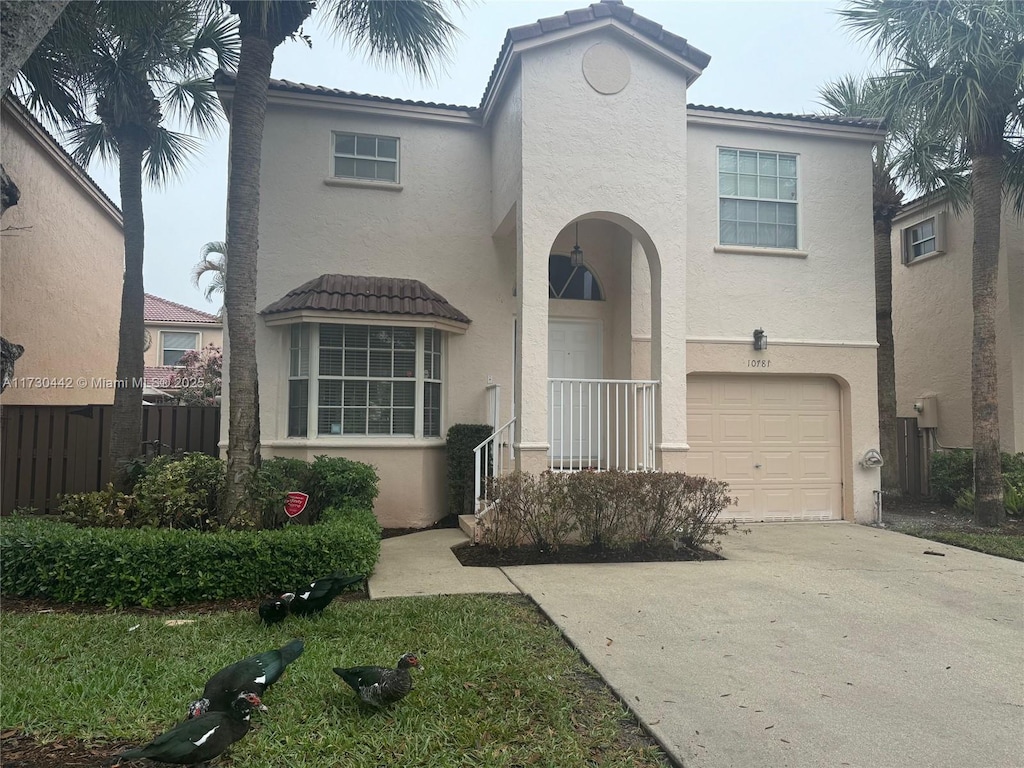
[903,529,1024,561]
[0,595,668,767]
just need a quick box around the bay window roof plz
[261,274,471,331]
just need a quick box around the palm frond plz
[163,78,224,134]
[321,0,464,81]
[183,10,241,76]
[66,120,118,169]
[143,128,201,185]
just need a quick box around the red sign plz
[284,492,309,518]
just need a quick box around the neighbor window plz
[332,132,399,182]
[719,148,798,248]
[901,214,946,264]
[287,323,443,438]
[162,331,199,366]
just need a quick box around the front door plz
[548,320,602,462]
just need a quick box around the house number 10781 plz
[747,359,771,368]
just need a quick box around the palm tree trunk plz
[969,150,1004,527]
[221,1,313,526]
[873,217,901,495]
[109,132,147,486]
[0,0,70,93]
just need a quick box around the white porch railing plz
[548,378,658,472]
[473,417,516,516]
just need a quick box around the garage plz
[686,375,843,521]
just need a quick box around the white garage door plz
[686,375,842,522]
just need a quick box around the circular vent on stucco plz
[582,42,631,95]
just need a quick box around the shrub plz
[58,484,153,529]
[482,470,737,553]
[0,506,380,607]
[929,449,974,503]
[245,455,379,529]
[1002,452,1024,495]
[446,424,494,517]
[133,453,225,530]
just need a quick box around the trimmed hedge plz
[930,449,1024,507]
[446,423,494,517]
[0,505,381,608]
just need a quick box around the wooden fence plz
[1,404,220,515]
[896,416,923,497]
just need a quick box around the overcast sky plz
[80,0,879,314]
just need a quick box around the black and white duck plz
[259,572,364,624]
[115,691,263,766]
[334,652,422,707]
[187,639,304,719]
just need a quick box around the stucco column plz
[514,213,550,473]
[651,243,688,473]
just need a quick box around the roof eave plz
[481,18,706,126]
[686,107,884,141]
[261,308,470,334]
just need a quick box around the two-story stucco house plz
[0,96,123,406]
[891,193,1024,468]
[216,0,884,528]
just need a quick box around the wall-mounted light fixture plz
[753,328,767,351]
[570,222,584,267]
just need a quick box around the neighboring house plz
[0,97,123,406]
[216,0,883,528]
[143,293,222,395]
[891,193,1024,463]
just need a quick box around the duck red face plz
[402,653,422,669]
[240,692,267,711]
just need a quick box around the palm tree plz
[192,239,226,316]
[818,75,965,498]
[839,0,1024,526]
[219,0,463,525]
[18,1,238,481]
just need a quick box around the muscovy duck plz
[187,639,304,718]
[115,691,262,766]
[334,652,422,707]
[259,572,364,624]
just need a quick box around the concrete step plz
[458,514,476,539]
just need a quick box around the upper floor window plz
[162,331,198,366]
[901,213,946,264]
[718,148,798,249]
[333,132,399,182]
[549,254,603,300]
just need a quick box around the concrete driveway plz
[503,523,1024,768]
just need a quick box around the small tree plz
[175,343,222,406]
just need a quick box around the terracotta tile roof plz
[482,0,711,106]
[144,366,180,389]
[215,70,478,114]
[261,274,472,325]
[687,103,884,130]
[144,294,220,324]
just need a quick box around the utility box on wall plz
[915,396,939,429]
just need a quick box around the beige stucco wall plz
[0,101,123,405]
[892,200,1023,452]
[144,322,223,368]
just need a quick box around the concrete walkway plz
[367,523,1024,768]
[368,528,517,599]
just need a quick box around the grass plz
[0,594,669,767]
[902,528,1024,561]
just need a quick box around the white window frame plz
[331,131,400,183]
[717,147,799,250]
[287,323,444,440]
[901,213,946,264]
[161,331,199,367]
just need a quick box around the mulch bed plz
[453,541,723,567]
[0,731,139,768]
[878,495,1024,536]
